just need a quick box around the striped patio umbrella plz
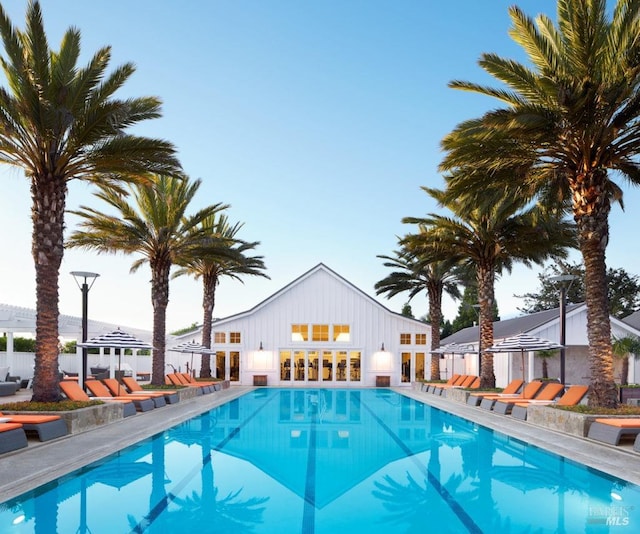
[78,329,154,392]
[430,342,474,379]
[78,329,154,350]
[169,340,216,377]
[487,333,562,387]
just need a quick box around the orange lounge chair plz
[0,422,28,454]
[179,373,220,392]
[432,375,470,395]
[0,411,68,441]
[466,379,525,406]
[85,380,155,412]
[511,384,589,420]
[479,381,544,411]
[422,374,461,392]
[59,380,137,418]
[166,373,209,394]
[493,382,565,415]
[102,378,167,408]
[121,377,180,404]
[587,418,640,445]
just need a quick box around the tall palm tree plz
[67,175,226,385]
[375,246,461,380]
[439,0,640,407]
[0,2,180,401]
[404,187,575,388]
[173,213,269,378]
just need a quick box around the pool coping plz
[400,387,640,487]
[1,385,638,505]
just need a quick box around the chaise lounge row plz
[422,374,481,395]
[466,379,590,420]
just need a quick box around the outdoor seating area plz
[0,374,229,457]
[417,377,640,455]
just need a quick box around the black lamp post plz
[550,274,577,386]
[71,271,100,389]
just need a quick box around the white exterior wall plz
[177,265,431,387]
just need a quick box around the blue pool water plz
[1,388,639,533]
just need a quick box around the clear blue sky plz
[1,0,639,333]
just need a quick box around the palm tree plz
[0,2,180,401]
[173,213,269,378]
[404,187,575,388]
[439,0,640,407]
[375,246,461,381]
[612,335,640,386]
[67,175,226,385]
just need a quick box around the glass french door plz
[279,349,361,384]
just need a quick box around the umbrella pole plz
[521,350,525,397]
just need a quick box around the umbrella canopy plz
[169,340,216,354]
[430,342,473,355]
[431,342,474,378]
[78,329,154,389]
[169,340,216,377]
[78,329,154,350]
[487,332,562,386]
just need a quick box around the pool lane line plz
[131,389,280,533]
[301,404,318,534]
[360,396,483,534]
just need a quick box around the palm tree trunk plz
[621,356,629,386]
[477,265,496,389]
[428,281,443,380]
[30,175,66,402]
[573,170,618,408]
[200,273,217,378]
[151,261,170,385]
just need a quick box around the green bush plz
[0,400,103,411]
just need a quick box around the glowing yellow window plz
[333,324,350,342]
[214,332,226,343]
[400,333,411,345]
[415,333,426,345]
[312,324,329,342]
[291,324,309,341]
[230,332,241,343]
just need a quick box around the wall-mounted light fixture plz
[259,341,263,351]
[380,342,385,351]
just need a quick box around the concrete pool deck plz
[0,385,638,505]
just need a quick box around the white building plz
[174,263,431,387]
[440,303,640,386]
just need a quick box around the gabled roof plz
[182,263,427,331]
[622,310,640,330]
[441,303,585,345]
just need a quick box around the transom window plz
[400,333,411,344]
[230,332,241,343]
[214,332,226,343]
[312,324,329,342]
[415,333,426,345]
[333,324,350,342]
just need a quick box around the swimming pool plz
[1,388,639,532]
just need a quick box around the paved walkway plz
[1,385,639,505]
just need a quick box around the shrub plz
[0,400,103,411]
